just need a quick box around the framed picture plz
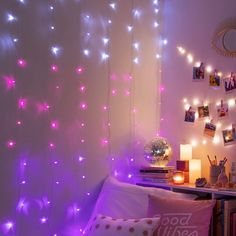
[217,101,229,118]
[198,105,209,118]
[184,107,195,123]
[193,63,205,81]
[204,122,216,137]
[222,125,236,146]
[223,73,236,93]
[209,70,220,87]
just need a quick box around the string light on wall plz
[178,45,236,146]
[0,0,164,234]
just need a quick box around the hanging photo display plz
[216,100,229,118]
[224,72,236,93]
[184,106,195,123]
[209,69,220,87]
[193,62,205,81]
[204,121,216,138]
[197,105,209,118]
[222,124,236,146]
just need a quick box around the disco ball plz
[144,137,172,166]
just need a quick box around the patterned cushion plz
[147,194,215,236]
[84,214,160,236]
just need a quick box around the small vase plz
[217,169,228,186]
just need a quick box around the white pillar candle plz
[180,144,192,160]
[189,159,201,184]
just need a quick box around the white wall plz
[0,1,161,235]
[161,0,236,179]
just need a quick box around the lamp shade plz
[189,159,201,184]
[180,144,192,160]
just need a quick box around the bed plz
[83,176,215,236]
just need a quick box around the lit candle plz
[173,171,185,184]
[189,159,201,184]
[180,144,192,160]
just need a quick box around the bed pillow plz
[84,176,197,233]
[147,194,215,236]
[90,176,197,219]
[84,214,160,236]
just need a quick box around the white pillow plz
[84,214,160,236]
[84,176,196,231]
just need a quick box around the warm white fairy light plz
[127,25,133,32]
[177,46,186,55]
[133,42,139,50]
[109,3,116,10]
[195,61,201,67]
[154,8,159,14]
[206,65,212,73]
[228,98,235,107]
[193,98,199,105]
[102,37,109,45]
[154,21,159,28]
[133,9,141,18]
[213,135,220,144]
[202,139,207,145]
[51,46,62,57]
[101,52,109,61]
[216,122,222,128]
[204,118,211,123]
[153,0,158,5]
[162,39,168,45]
[133,57,139,64]
[6,13,17,22]
[187,54,193,63]
[183,98,188,103]
[184,103,190,110]
[83,49,90,56]
[191,139,198,147]
[17,0,26,4]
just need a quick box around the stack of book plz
[213,198,236,236]
[139,166,174,183]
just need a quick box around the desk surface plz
[136,181,236,197]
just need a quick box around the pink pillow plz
[84,214,160,236]
[147,194,215,236]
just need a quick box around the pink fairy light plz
[80,102,87,110]
[49,143,55,149]
[80,85,86,92]
[76,66,84,74]
[125,89,130,96]
[51,120,59,129]
[110,74,117,80]
[18,98,27,109]
[160,86,165,92]
[51,64,58,72]
[40,217,47,224]
[7,140,15,148]
[37,102,50,113]
[111,89,116,96]
[103,105,108,111]
[4,75,16,89]
[17,58,27,68]
[101,139,108,146]
[16,120,22,125]
[80,122,85,127]
[2,221,14,234]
